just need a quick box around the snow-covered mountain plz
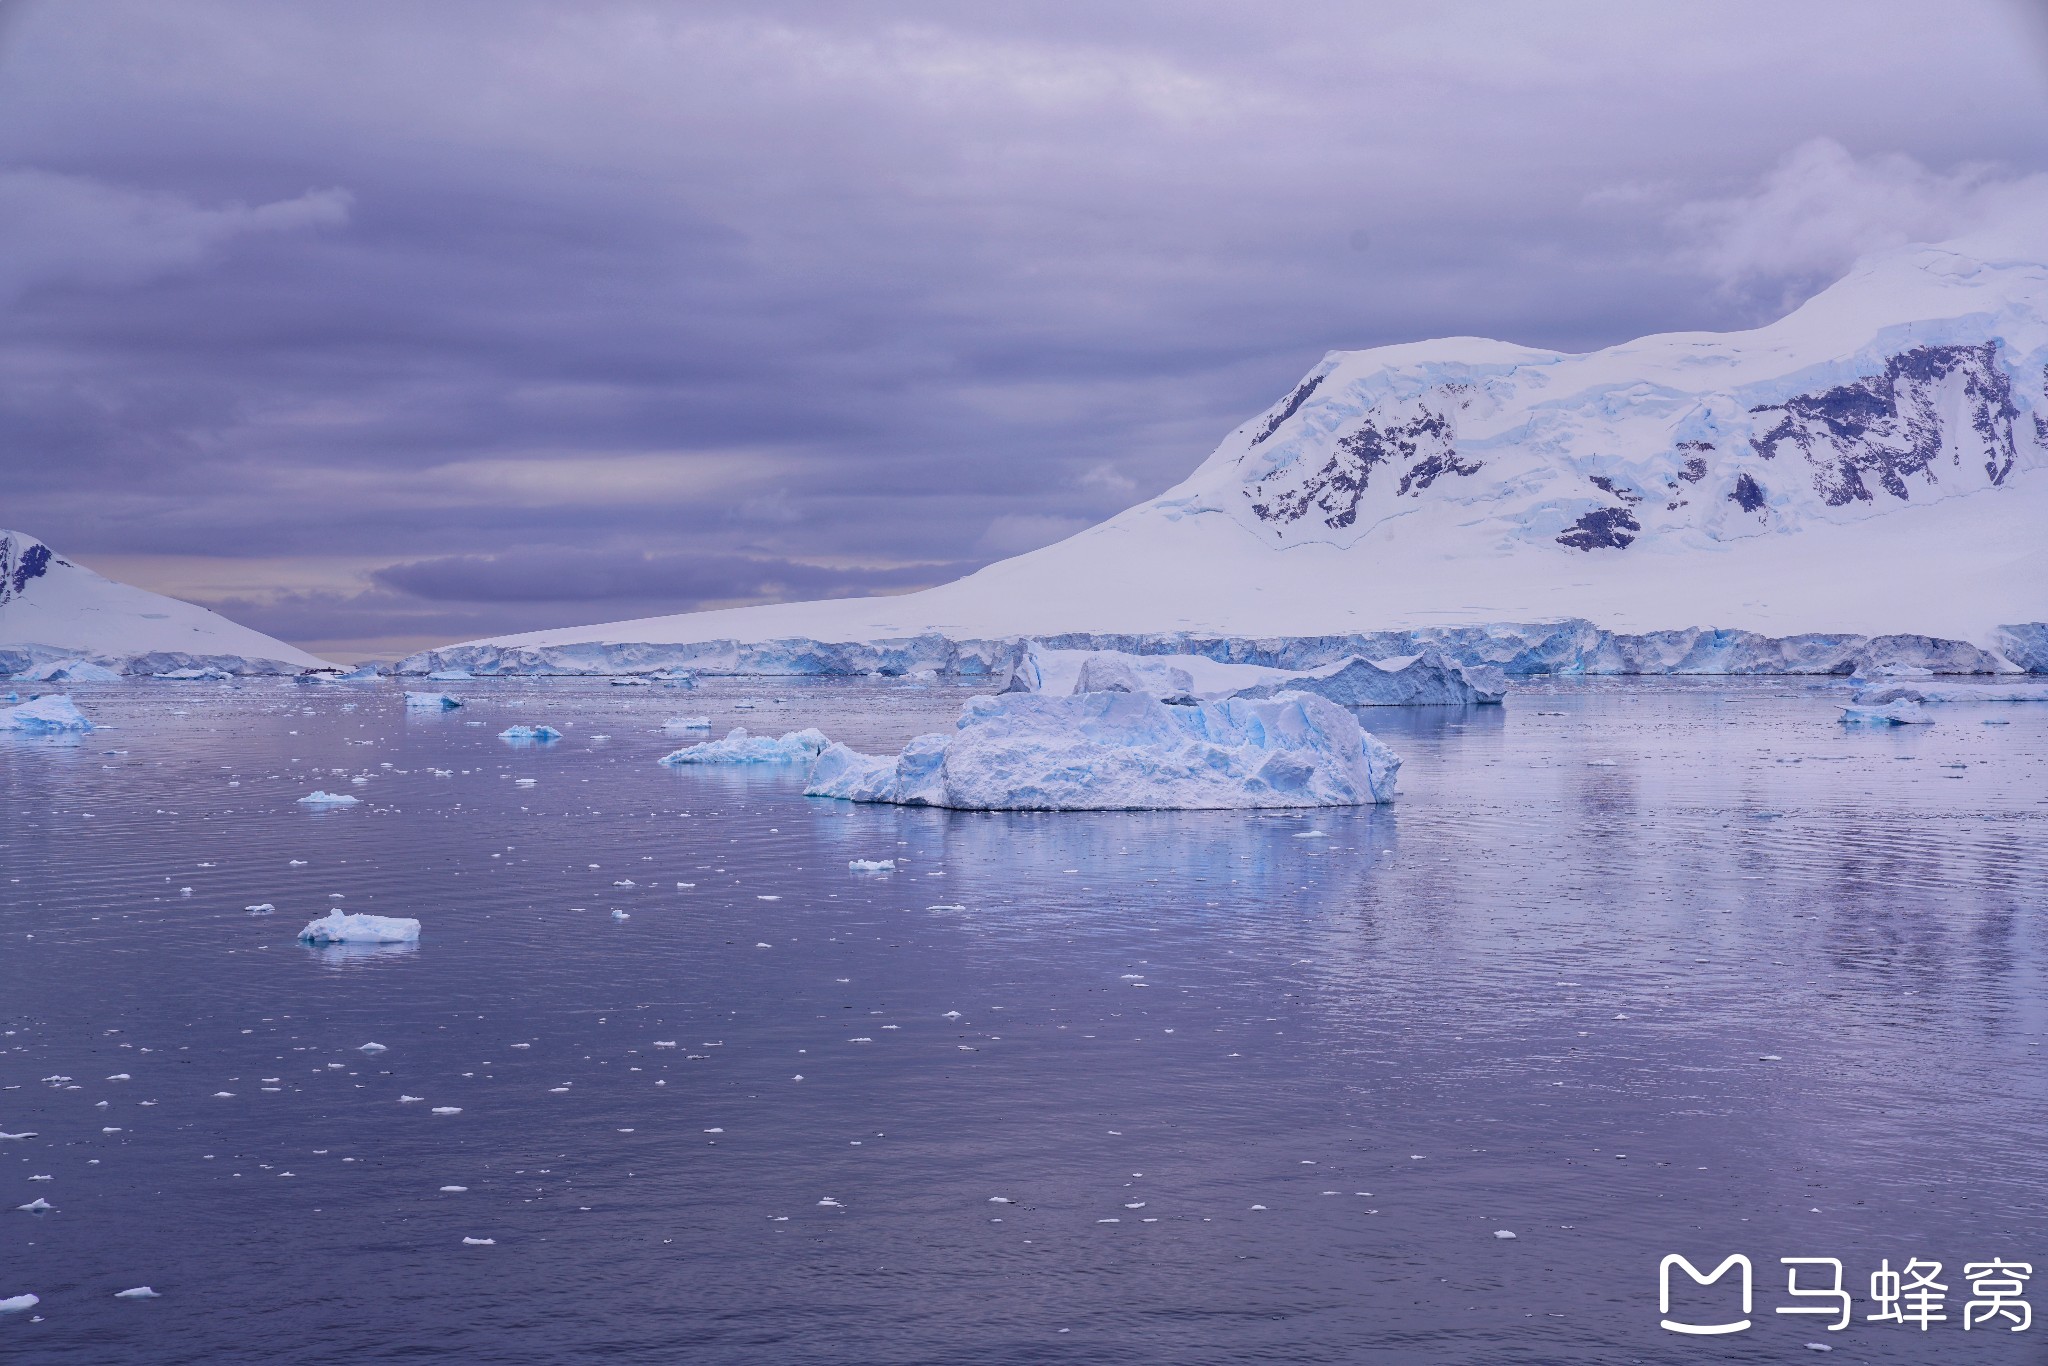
[0,530,330,675]
[414,232,2048,675]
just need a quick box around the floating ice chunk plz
[499,725,563,742]
[848,858,895,873]
[399,1095,425,1103]
[15,1198,53,1212]
[358,1042,388,1053]
[212,1092,234,1098]
[23,658,122,683]
[462,1236,494,1245]
[431,1107,462,1116]
[611,910,630,922]
[1493,1230,1517,1240]
[106,1073,130,1081]
[0,1294,37,1313]
[114,1286,159,1299]
[245,903,275,915]
[298,911,420,945]
[1839,700,1933,726]
[659,727,830,766]
[806,691,1399,810]
[404,692,463,710]
[664,716,713,731]
[0,695,93,733]
[295,791,359,806]
[0,1132,38,1140]
[440,1185,467,1193]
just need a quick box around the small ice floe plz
[611,910,630,922]
[358,1042,388,1054]
[1838,700,1932,726]
[462,1237,494,1246]
[663,716,713,731]
[298,911,420,945]
[114,1286,159,1299]
[1805,1344,1832,1352]
[612,879,636,887]
[1292,829,1331,839]
[658,727,829,766]
[609,676,652,687]
[404,692,462,710]
[1493,1230,1517,1240]
[106,1073,130,1082]
[440,1185,467,1193]
[399,1095,425,1103]
[816,1197,843,1208]
[848,859,895,873]
[0,1131,37,1141]
[652,1040,677,1049]
[431,1107,462,1116]
[296,791,359,807]
[15,1198,54,1213]
[212,1092,234,1099]
[0,695,93,733]
[0,1294,38,1313]
[1759,1054,1783,1062]
[499,725,563,742]
[245,903,275,915]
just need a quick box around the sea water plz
[2,676,2045,1363]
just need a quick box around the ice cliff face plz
[1174,248,2046,557]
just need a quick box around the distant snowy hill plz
[0,530,330,675]
[417,233,2048,675]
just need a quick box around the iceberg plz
[660,727,830,766]
[1852,682,2048,705]
[0,695,93,733]
[1229,649,1506,706]
[19,658,122,683]
[805,690,1399,810]
[157,666,231,681]
[428,669,473,680]
[663,716,713,730]
[0,1293,37,1314]
[299,911,421,945]
[404,692,463,710]
[1839,700,1934,725]
[848,858,896,872]
[499,725,563,741]
[296,790,361,806]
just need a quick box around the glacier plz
[299,911,420,945]
[659,727,831,766]
[0,529,331,674]
[0,695,93,733]
[996,640,1503,704]
[404,230,2047,675]
[803,691,1399,810]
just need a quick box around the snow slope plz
[427,233,2048,669]
[0,530,329,675]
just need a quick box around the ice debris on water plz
[0,1294,38,1313]
[611,910,630,922]
[659,727,830,766]
[848,858,895,873]
[0,695,93,733]
[663,716,713,730]
[462,1237,494,1246]
[499,725,563,741]
[0,1132,36,1140]
[15,1198,54,1213]
[1493,1230,1517,1239]
[245,903,275,915]
[296,791,359,806]
[298,911,420,945]
[114,1287,159,1299]
[432,1107,462,1116]
[403,692,462,710]
[806,691,1399,810]
[358,1042,388,1053]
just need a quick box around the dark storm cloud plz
[1,0,2044,656]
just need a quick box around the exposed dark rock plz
[1556,506,1640,551]
[1729,473,1766,512]
[1249,373,1326,446]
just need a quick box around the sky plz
[3,0,2046,660]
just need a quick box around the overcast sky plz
[3,0,2046,658]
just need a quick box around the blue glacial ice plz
[1839,700,1934,725]
[498,725,564,741]
[296,790,361,806]
[298,911,421,945]
[0,694,93,733]
[804,690,1399,810]
[660,727,831,766]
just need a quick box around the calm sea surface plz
[3,675,2046,1364]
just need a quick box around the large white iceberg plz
[299,911,421,945]
[20,658,123,683]
[805,690,1399,809]
[0,694,93,733]
[999,641,1503,706]
[1229,649,1506,706]
[404,691,463,710]
[660,727,830,765]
